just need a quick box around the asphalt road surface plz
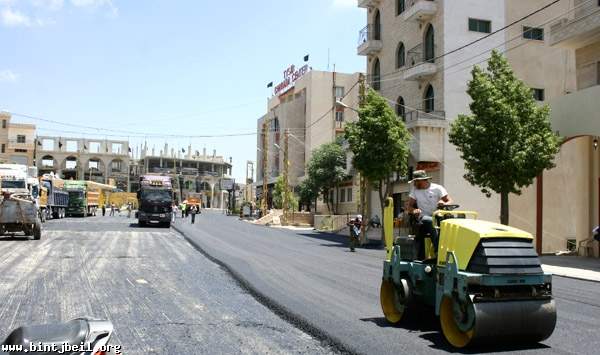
[0,216,335,354]
[174,211,600,355]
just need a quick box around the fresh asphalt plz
[0,216,335,354]
[174,210,600,355]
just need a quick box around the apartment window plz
[372,58,381,91]
[424,24,435,63]
[1,144,5,153]
[335,110,344,122]
[396,96,406,120]
[523,26,544,40]
[597,62,600,85]
[16,135,26,143]
[340,188,346,203]
[271,118,280,132]
[14,149,27,153]
[347,187,353,202]
[334,86,345,98]
[396,0,405,15]
[396,42,405,68]
[89,142,100,153]
[424,85,435,112]
[468,18,491,33]
[532,88,545,101]
[42,138,54,151]
[66,140,78,152]
[2,120,6,129]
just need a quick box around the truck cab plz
[137,175,173,227]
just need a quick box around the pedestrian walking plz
[347,215,363,252]
[127,203,132,218]
[110,203,115,216]
[181,203,186,218]
[101,204,106,216]
[185,204,190,218]
[190,205,197,224]
[172,204,177,222]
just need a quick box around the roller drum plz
[471,299,556,344]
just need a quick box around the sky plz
[0,0,365,182]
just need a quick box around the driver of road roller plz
[406,170,452,260]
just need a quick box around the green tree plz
[272,175,299,212]
[449,50,560,225]
[297,177,318,211]
[307,141,348,214]
[345,89,411,226]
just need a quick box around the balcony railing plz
[404,43,438,80]
[549,0,600,48]
[403,0,438,22]
[357,24,381,45]
[404,110,445,124]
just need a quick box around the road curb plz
[545,272,600,284]
[171,223,357,355]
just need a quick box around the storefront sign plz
[416,162,440,172]
[274,64,310,96]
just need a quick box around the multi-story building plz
[256,67,362,213]
[0,112,36,166]
[358,0,599,254]
[35,136,131,191]
[514,0,600,255]
[132,144,233,208]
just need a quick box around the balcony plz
[357,24,383,56]
[357,0,380,8]
[403,0,438,22]
[403,44,438,81]
[549,84,600,138]
[549,0,600,49]
[404,110,447,162]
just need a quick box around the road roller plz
[380,197,556,348]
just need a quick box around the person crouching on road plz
[347,215,363,252]
[190,205,198,224]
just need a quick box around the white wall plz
[442,0,506,222]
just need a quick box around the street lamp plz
[594,138,598,151]
[335,100,359,113]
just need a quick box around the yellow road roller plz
[380,198,556,348]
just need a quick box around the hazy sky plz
[0,0,365,181]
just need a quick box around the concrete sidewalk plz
[541,255,600,282]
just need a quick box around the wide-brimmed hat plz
[409,170,431,183]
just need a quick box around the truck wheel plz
[164,222,171,228]
[138,221,146,227]
[33,221,42,240]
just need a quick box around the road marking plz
[136,279,148,284]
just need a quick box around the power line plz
[371,0,564,86]
[376,0,596,99]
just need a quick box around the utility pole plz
[260,119,269,214]
[357,73,368,245]
[282,129,289,225]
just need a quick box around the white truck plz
[0,164,42,239]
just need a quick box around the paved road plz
[174,211,600,355]
[0,216,335,354]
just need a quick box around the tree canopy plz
[449,50,560,224]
